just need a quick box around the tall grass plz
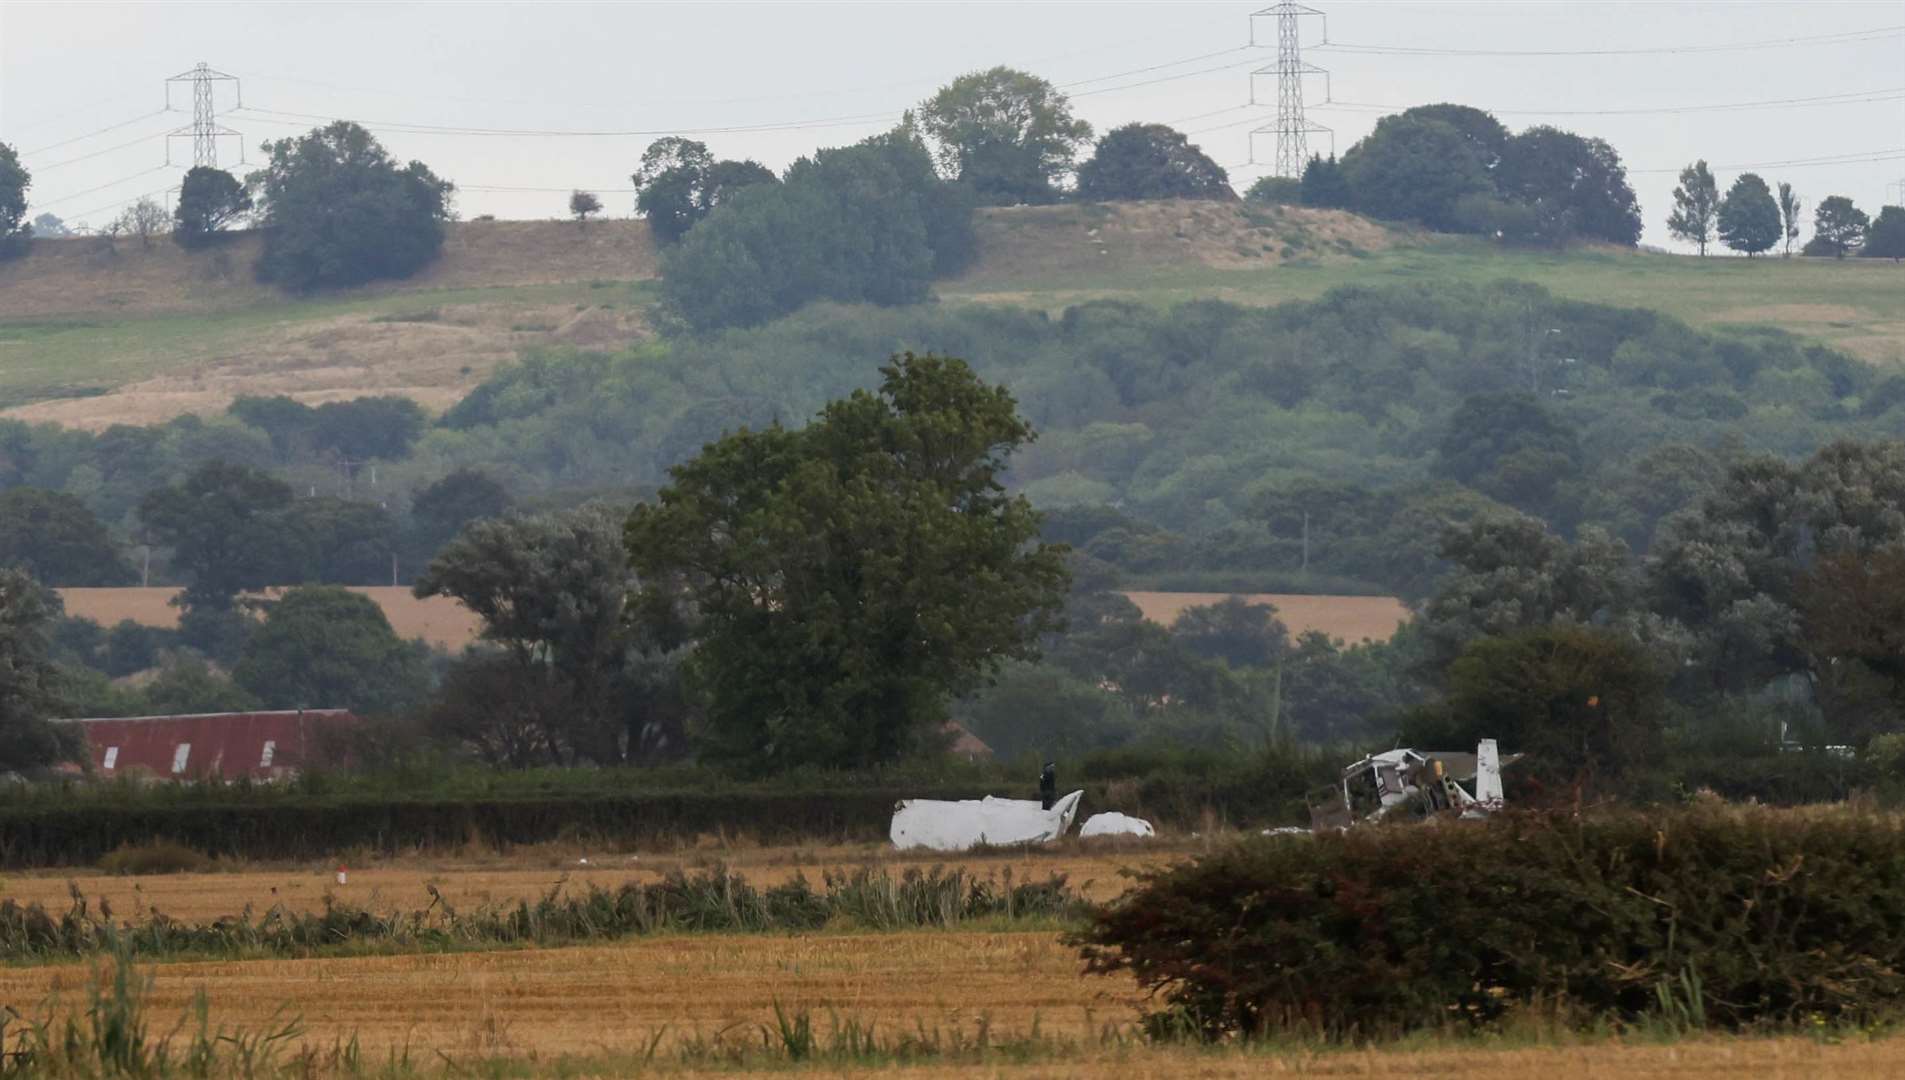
[0,866,1086,965]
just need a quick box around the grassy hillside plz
[1,204,1900,428]
[0,221,656,428]
[946,204,1905,365]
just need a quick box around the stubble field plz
[6,843,1905,1075]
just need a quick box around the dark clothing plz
[1038,764,1057,811]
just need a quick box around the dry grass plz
[964,201,1392,285]
[0,841,1181,920]
[871,1039,1905,1078]
[0,221,659,321]
[0,931,1137,1057]
[1123,591,1409,643]
[0,931,1900,1075]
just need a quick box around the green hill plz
[0,203,1900,429]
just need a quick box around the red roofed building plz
[61,710,358,782]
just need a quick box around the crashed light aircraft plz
[1306,738,1513,832]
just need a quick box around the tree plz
[0,570,85,771]
[625,353,1071,772]
[31,212,68,238]
[631,138,777,245]
[233,586,427,714]
[569,189,602,225]
[1298,153,1350,209]
[657,136,964,332]
[0,141,28,258]
[1244,176,1301,205]
[1340,115,1493,231]
[1860,205,1905,261]
[116,197,169,250]
[1808,195,1867,258]
[0,488,137,586]
[1420,513,1639,669]
[249,121,455,289]
[173,166,251,248]
[1074,124,1232,202]
[918,67,1092,205]
[310,396,426,460]
[1171,596,1289,669]
[1717,172,1780,257]
[1494,127,1642,246]
[409,468,511,559]
[631,136,715,191]
[1666,160,1719,255]
[1409,624,1668,791]
[280,497,395,585]
[138,461,299,611]
[414,505,639,763]
[1776,181,1802,257]
[1396,104,1511,171]
[1435,392,1581,516]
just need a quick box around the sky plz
[4,1,1902,251]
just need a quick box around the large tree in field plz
[918,68,1092,205]
[1666,160,1719,255]
[0,569,83,772]
[1075,124,1232,202]
[1717,172,1780,257]
[625,353,1071,772]
[0,141,29,258]
[249,121,454,289]
[1776,181,1802,256]
[173,166,251,248]
[1808,195,1868,258]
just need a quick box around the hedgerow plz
[1074,805,1905,1038]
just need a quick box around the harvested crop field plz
[0,935,1901,1076]
[59,587,1408,651]
[56,586,484,651]
[7,846,1905,1074]
[1123,591,1409,643]
[2,843,1178,919]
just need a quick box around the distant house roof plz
[944,721,994,760]
[57,710,357,781]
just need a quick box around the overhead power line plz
[1314,23,1905,57]
[22,109,173,157]
[232,104,900,138]
[1627,147,1905,175]
[1312,85,1905,119]
[32,131,173,173]
[27,165,175,212]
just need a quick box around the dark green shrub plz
[97,840,215,875]
[1075,806,1905,1039]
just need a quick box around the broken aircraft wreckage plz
[888,740,1515,850]
[1307,738,1515,831]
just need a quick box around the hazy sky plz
[4,1,1902,251]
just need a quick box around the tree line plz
[1665,160,1904,259]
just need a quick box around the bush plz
[96,840,216,875]
[1075,805,1905,1039]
